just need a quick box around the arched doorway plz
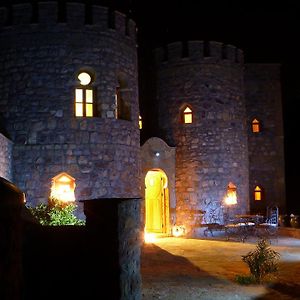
[144,169,170,234]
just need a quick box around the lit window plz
[50,172,76,203]
[139,115,142,129]
[252,119,260,133]
[183,106,193,124]
[254,186,262,201]
[75,72,94,117]
[224,182,237,205]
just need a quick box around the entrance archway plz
[145,169,170,234]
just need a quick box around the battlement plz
[0,2,136,39]
[154,41,244,65]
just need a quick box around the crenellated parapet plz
[154,41,244,65]
[0,2,136,41]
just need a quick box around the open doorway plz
[144,169,170,235]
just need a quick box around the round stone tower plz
[154,41,249,230]
[0,2,140,206]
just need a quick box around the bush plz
[235,274,256,285]
[241,238,280,283]
[27,197,85,226]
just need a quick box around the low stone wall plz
[0,133,12,181]
[279,227,300,239]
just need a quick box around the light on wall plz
[224,182,237,206]
[50,172,76,202]
[155,152,160,157]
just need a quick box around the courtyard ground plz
[141,235,300,299]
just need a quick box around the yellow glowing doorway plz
[145,170,169,234]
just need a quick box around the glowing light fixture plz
[78,72,92,86]
[139,115,142,129]
[224,182,237,205]
[144,230,157,244]
[172,225,186,237]
[50,172,76,203]
[155,152,160,157]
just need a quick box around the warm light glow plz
[254,186,262,201]
[78,72,91,85]
[139,115,142,129]
[183,107,193,124]
[76,89,83,101]
[172,225,186,237]
[224,182,237,205]
[75,103,83,117]
[50,173,76,202]
[145,170,169,234]
[252,119,260,133]
[86,89,93,102]
[144,231,157,244]
[86,103,93,117]
[75,88,93,117]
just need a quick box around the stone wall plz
[0,3,140,207]
[154,41,249,231]
[245,64,286,213]
[0,133,12,181]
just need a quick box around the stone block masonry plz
[0,2,140,206]
[0,133,12,181]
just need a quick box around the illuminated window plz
[182,106,193,124]
[50,172,76,203]
[254,186,262,201]
[139,115,142,129]
[252,119,260,133]
[75,72,94,117]
[224,182,237,205]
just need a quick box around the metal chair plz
[257,206,279,240]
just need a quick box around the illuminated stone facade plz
[0,3,140,209]
[0,133,12,181]
[0,2,286,236]
[150,42,285,232]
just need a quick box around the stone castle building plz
[0,2,285,236]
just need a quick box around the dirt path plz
[141,237,300,299]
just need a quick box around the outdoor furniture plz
[203,223,225,237]
[224,214,264,242]
[256,206,279,240]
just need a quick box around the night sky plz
[6,0,300,212]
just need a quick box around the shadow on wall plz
[0,177,142,300]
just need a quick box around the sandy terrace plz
[141,236,300,300]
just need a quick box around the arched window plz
[252,118,260,133]
[50,172,76,202]
[254,186,262,201]
[182,106,193,124]
[139,115,142,129]
[224,182,237,205]
[75,72,94,117]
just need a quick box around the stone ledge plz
[279,227,300,239]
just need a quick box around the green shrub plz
[241,238,280,283]
[27,197,85,226]
[235,274,256,285]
